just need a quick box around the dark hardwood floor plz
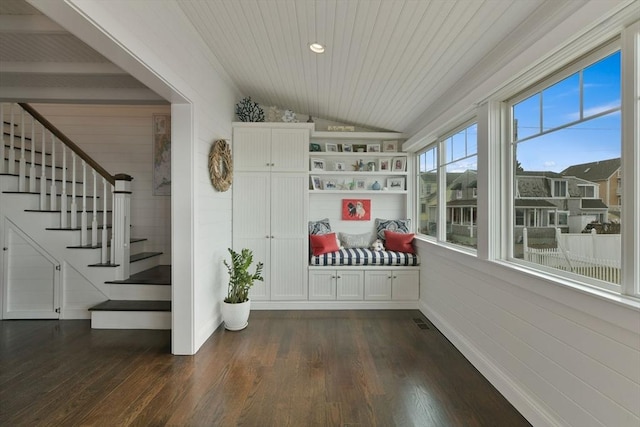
[0,311,530,426]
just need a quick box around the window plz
[417,146,437,236]
[417,122,478,249]
[509,46,622,291]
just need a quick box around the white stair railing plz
[1,102,131,278]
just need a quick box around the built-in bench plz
[310,248,420,266]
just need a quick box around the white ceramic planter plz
[221,300,251,331]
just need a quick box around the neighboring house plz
[561,157,621,214]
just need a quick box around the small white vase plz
[222,300,251,331]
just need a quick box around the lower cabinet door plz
[336,271,364,300]
[391,270,420,300]
[309,270,336,300]
[364,270,392,300]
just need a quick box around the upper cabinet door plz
[271,128,308,172]
[233,127,271,171]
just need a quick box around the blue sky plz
[514,51,621,173]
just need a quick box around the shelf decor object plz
[235,97,265,122]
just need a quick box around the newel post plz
[112,174,133,280]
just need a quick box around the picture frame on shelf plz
[386,177,405,191]
[353,144,367,153]
[310,143,321,152]
[341,143,353,152]
[323,179,337,190]
[391,157,406,172]
[310,158,326,171]
[311,175,322,190]
[334,161,346,171]
[355,179,366,190]
[379,158,392,172]
[367,143,381,153]
[325,143,339,152]
[383,140,397,152]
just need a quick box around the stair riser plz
[110,284,170,301]
[130,255,161,275]
[90,311,171,329]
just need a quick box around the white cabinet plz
[364,269,419,301]
[309,270,364,300]
[232,123,312,301]
[234,126,310,172]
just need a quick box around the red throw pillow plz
[384,230,415,253]
[310,232,340,256]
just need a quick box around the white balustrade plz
[70,153,77,229]
[81,160,87,246]
[101,178,109,263]
[18,110,26,190]
[113,176,132,278]
[29,117,36,192]
[8,105,15,174]
[60,145,68,228]
[49,132,57,211]
[91,170,98,246]
[39,124,47,209]
[0,103,5,174]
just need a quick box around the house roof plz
[514,199,557,208]
[561,158,620,182]
[581,199,609,209]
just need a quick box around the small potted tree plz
[222,248,264,331]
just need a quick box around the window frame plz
[505,40,624,294]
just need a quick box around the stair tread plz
[106,265,171,285]
[2,190,99,198]
[88,300,171,312]
[67,237,146,249]
[46,225,112,231]
[26,209,113,213]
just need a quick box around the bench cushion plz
[310,248,420,266]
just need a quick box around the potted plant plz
[222,248,264,331]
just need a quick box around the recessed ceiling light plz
[309,42,325,54]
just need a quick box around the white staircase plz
[1,102,169,329]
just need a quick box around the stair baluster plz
[18,110,26,191]
[39,124,47,209]
[70,153,77,229]
[49,132,57,211]
[101,177,109,263]
[29,117,36,192]
[81,160,87,246]
[0,103,5,174]
[8,105,15,174]
[91,170,98,246]
[60,145,68,228]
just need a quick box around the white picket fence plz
[523,228,621,284]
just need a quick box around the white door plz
[271,128,309,172]
[364,270,392,300]
[232,172,271,300]
[337,270,364,300]
[270,173,308,300]
[391,270,420,300]
[3,221,60,319]
[233,127,271,171]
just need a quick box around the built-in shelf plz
[311,131,405,140]
[309,190,408,194]
[310,171,406,176]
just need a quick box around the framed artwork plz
[391,157,406,172]
[383,140,397,152]
[341,199,371,220]
[323,179,337,190]
[310,158,326,171]
[325,143,339,152]
[353,144,367,153]
[334,161,346,171]
[386,177,405,191]
[341,143,353,152]
[310,143,321,152]
[310,175,322,190]
[379,158,392,172]
[153,114,171,195]
[355,179,366,190]
[367,143,381,153]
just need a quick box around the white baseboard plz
[251,300,419,310]
[418,300,561,427]
[61,309,91,319]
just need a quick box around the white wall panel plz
[417,240,640,427]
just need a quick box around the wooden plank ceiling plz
[0,0,587,133]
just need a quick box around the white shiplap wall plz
[30,103,172,265]
[417,241,639,427]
